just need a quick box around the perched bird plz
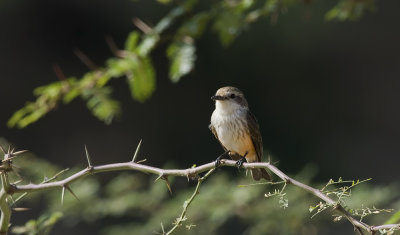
[209,86,271,181]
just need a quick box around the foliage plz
[7,0,376,128]
[12,212,63,235]
[309,178,394,221]
[325,0,375,21]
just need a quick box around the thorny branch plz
[0,147,399,235]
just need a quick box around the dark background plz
[1,0,400,232]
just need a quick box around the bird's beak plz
[211,95,225,101]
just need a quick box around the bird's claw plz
[215,156,222,168]
[235,156,247,169]
[215,151,229,168]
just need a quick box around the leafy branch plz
[8,0,376,128]
[0,144,399,235]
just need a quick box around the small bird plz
[209,86,271,181]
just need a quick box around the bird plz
[209,86,271,181]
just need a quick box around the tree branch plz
[3,159,400,234]
[0,174,11,235]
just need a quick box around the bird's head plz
[211,86,248,113]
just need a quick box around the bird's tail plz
[251,168,272,181]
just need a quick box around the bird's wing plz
[246,111,263,162]
[209,124,228,152]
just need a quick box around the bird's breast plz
[211,109,255,159]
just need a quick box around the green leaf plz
[7,103,48,129]
[136,34,160,57]
[325,0,375,21]
[40,212,63,233]
[136,6,186,57]
[212,10,243,47]
[124,31,140,52]
[176,12,211,39]
[7,104,34,128]
[33,83,62,100]
[156,0,172,4]
[126,57,156,102]
[385,210,400,224]
[63,88,80,104]
[154,6,185,33]
[12,212,63,235]
[167,41,196,82]
[106,58,135,78]
[86,87,121,124]
[91,98,121,124]
[96,73,112,87]
[17,107,48,128]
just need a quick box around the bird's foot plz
[215,151,230,168]
[235,156,247,169]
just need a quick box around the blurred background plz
[1,0,400,234]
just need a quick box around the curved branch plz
[5,160,400,234]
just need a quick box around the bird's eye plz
[230,94,236,99]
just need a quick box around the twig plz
[11,168,70,206]
[2,160,399,234]
[165,169,216,235]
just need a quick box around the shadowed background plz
[1,0,400,234]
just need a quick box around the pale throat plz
[215,100,245,115]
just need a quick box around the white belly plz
[217,123,242,152]
[211,109,249,156]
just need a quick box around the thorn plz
[65,185,80,201]
[53,64,66,81]
[74,49,97,70]
[3,154,22,162]
[105,35,121,57]
[162,176,172,195]
[12,150,28,156]
[84,145,92,168]
[0,145,6,154]
[61,187,65,205]
[136,159,147,164]
[132,139,143,162]
[8,195,15,204]
[13,179,23,185]
[160,222,165,233]
[11,192,27,206]
[12,207,31,212]
[154,174,163,182]
[43,168,69,184]
[7,145,11,154]
[133,17,153,34]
